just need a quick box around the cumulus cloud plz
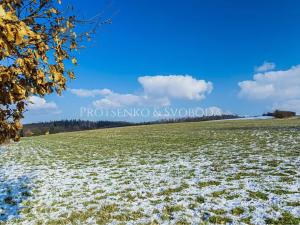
[206,106,223,116]
[70,87,170,109]
[239,65,300,100]
[93,91,170,109]
[255,61,276,72]
[138,75,213,100]
[93,92,143,108]
[28,96,58,110]
[69,87,153,109]
[239,64,300,113]
[70,88,112,97]
[71,75,213,108]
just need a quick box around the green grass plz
[265,212,300,225]
[161,205,184,220]
[287,202,300,207]
[208,215,232,224]
[196,196,205,203]
[211,209,226,215]
[231,207,245,216]
[211,189,227,198]
[248,191,269,201]
[159,183,189,196]
[198,180,221,188]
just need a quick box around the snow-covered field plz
[0,119,300,224]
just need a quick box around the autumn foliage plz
[0,0,89,144]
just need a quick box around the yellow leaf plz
[71,57,77,65]
[14,120,22,130]
[6,27,14,41]
[0,6,5,18]
[15,32,22,45]
[49,8,58,14]
[13,84,26,100]
[68,71,75,79]
[70,41,77,49]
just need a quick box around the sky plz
[25,0,300,123]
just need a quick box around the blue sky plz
[25,0,300,123]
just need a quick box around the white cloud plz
[69,88,112,97]
[138,75,213,100]
[92,91,170,109]
[93,92,143,108]
[239,65,300,100]
[70,88,152,109]
[238,81,275,100]
[93,98,122,108]
[71,75,213,108]
[255,61,276,72]
[28,96,58,111]
[239,64,300,114]
[206,106,223,116]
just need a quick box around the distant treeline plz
[140,114,240,125]
[21,114,240,137]
[263,110,296,119]
[21,120,133,137]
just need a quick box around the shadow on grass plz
[0,176,31,221]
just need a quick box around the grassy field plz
[0,118,300,224]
